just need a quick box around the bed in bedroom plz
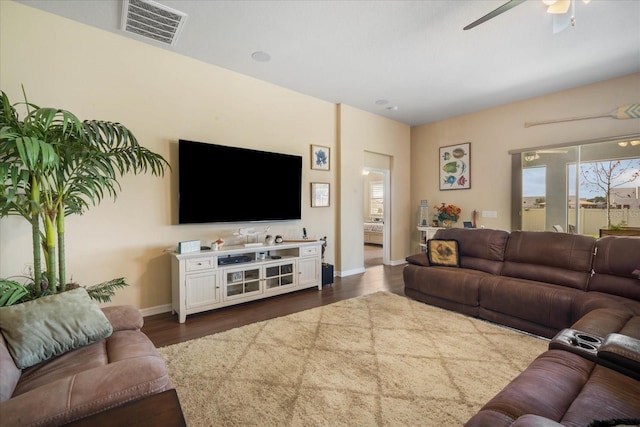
[364,221,383,245]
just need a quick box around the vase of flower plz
[435,203,461,228]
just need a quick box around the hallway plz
[364,244,382,268]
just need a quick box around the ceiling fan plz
[464,0,591,33]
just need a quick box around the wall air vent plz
[121,0,187,46]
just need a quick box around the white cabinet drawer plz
[301,246,319,257]
[186,257,215,272]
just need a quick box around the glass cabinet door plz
[224,267,261,300]
[265,262,295,289]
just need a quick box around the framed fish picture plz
[439,142,470,190]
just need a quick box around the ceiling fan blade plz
[463,0,527,30]
[547,0,571,14]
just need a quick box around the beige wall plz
[410,73,640,252]
[0,2,411,313]
[338,105,411,275]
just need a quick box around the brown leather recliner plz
[0,305,172,426]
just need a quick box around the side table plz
[417,226,444,252]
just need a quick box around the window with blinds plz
[370,181,384,217]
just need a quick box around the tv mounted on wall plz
[178,139,302,224]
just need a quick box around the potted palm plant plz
[0,87,169,305]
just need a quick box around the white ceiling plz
[16,0,640,127]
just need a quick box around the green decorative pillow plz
[427,239,460,267]
[0,287,113,369]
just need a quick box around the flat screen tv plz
[178,139,302,224]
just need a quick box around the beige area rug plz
[158,292,548,426]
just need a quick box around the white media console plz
[169,240,323,323]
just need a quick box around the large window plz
[522,167,546,231]
[513,136,640,236]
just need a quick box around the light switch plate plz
[178,240,201,254]
[482,210,498,218]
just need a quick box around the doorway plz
[363,168,389,268]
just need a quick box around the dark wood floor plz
[142,263,405,348]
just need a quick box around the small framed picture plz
[311,144,330,171]
[439,142,471,190]
[311,182,330,207]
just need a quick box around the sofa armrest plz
[597,333,640,380]
[0,354,170,426]
[101,305,143,331]
[406,253,431,267]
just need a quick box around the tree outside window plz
[580,159,640,228]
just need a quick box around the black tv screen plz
[178,139,302,224]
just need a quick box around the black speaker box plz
[322,263,334,286]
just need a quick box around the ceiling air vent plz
[121,0,187,46]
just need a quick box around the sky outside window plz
[524,159,639,198]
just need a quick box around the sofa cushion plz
[433,228,509,275]
[502,231,595,291]
[480,277,577,331]
[0,288,113,369]
[403,264,490,307]
[426,239,460,267]
[571,308,637,339]
[572,292,640,325]
[558,365,640,427]
[589,236,640,301]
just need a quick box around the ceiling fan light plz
[524,152,540,162]
[547,0,571,14]
[542,0,557,5]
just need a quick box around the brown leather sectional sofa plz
[403,228,640,426]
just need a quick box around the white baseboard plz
[337,267,365,277]
[140,304,172,318]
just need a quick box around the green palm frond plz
[1,88,169,300]
[0,280,30,306]
[84,278,129,303]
